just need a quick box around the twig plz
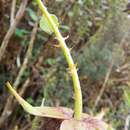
[20,124,31,130]
[19,78,30,96]
[10,0,16,26]
[124,114,130,130]
[0,0,28,62]
[94,60,113,108]
[13,20,38,88]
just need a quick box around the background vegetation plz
[0,0,130,130]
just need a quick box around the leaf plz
[59,25,70,33]
[40,14,59,34]
[45,58,56,65]
[27,8,38,21]
[60,119,86,130]
[6,82,73,119]
[82,114,115,130]
[15,28,29,38]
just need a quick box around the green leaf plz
[40,14,59,34]
[27,8,38,21]
[124,90,130,107]
[59,25,70,33]
[45,58,56,65]
[15,28,29,38]
[6,82,73,119]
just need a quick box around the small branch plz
[124,114,130,130]
[10,0,16,26]
[19,78,30,96]
[94,60,113,108]
[0,0,28,62]
[36,0,82,120]
[13,20,38,88]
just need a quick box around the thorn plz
[54,35,69,41]
[64,35,69,40]
[67,63,79,75]
[53,44,61,48]
[69,46,74,51]
[96,108,109,120]
[54,37,58,40]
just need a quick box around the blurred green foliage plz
[0,0,130,130]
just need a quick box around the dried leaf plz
[60,119,87,130]
[6,82,73,119]
[60,114,114,130]
[82,114,107,130]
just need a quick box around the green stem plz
[36,0,82,120]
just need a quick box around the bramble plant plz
[6,0,114,130]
